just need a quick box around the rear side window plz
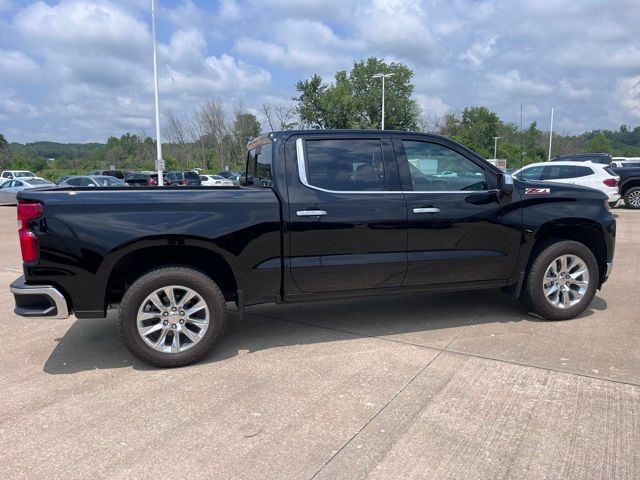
[542,165,577,179]
[246,142,273,188]
[304,139,385,191]
[575,166,594,177]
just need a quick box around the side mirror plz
[498,173,514,195]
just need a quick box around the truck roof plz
[247,130,456,149]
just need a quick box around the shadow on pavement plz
[43,289,607,375]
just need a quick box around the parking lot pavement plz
[0,205,638,479]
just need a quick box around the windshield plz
[15,171,35,178]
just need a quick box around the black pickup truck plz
[11,130,616,367]
[612,167,640,208]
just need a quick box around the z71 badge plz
[525,187,551,195]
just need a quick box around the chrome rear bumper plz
[10,276,70,319]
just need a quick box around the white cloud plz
[614,76,640,117]
[460,36,499,67]
[559,79,591,100]
[486,70,553,96]
[0,0,12,12]
[354,0,441,64]
[416,94,450,116]
[0,50,39,79]
[0,91,37,118]
[14,1,150,61]
[205,54,271,91]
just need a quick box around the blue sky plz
[0,0,639,143]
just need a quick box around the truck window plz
[304,139,386,191]
[246,142,272,188]
[402,141,487,191]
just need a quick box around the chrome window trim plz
[295,137,496,195]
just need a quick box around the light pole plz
[372,72,395,130]
[548,108,554,161]
[151,0,164,186]
[493,136,500,160]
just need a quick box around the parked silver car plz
[0,177,54,204]
[59,175,127,187]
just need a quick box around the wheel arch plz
[103,239,239,310]
[620,178,640,196]
[529,221,607,283]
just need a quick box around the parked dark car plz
[124,172,155,186]
[551,153,612,165]
[11,130,615,367]
[165,171,202,186]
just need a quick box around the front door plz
[285,135,408,294]
[395,138,522,286]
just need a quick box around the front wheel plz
[624,187,640,209]
[521,240,598,320]
[118,267,227,367]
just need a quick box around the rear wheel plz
[521,240,598,320]
[118,267,227,367]
[624,187,640,209]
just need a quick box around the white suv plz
[1,170,36,180]
[513,161,621,207]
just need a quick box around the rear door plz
[396,137,521,286]
[540,164,578,184]
[285,134,408,294]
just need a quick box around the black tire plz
[118,267,227,367]
[521,240,598,320]
[623,187,640,209]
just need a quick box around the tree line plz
[2,57,640,181]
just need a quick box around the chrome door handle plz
[296,210,328,217]
[413,207,440,214]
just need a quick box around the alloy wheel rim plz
[136,285,210,353]
[629,191,640,207]
[542,255,589,309]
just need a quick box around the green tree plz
[295,74,330,129]
[295,57,419,130]
[588,131,612,152]
[453,107,502,157]
[522,121,546,163]
[0,133,9,169]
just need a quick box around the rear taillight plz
[603,178,618,187]
[17,202,43,263]
[180,179,187,185]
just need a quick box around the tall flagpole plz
[151,0,164,185]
